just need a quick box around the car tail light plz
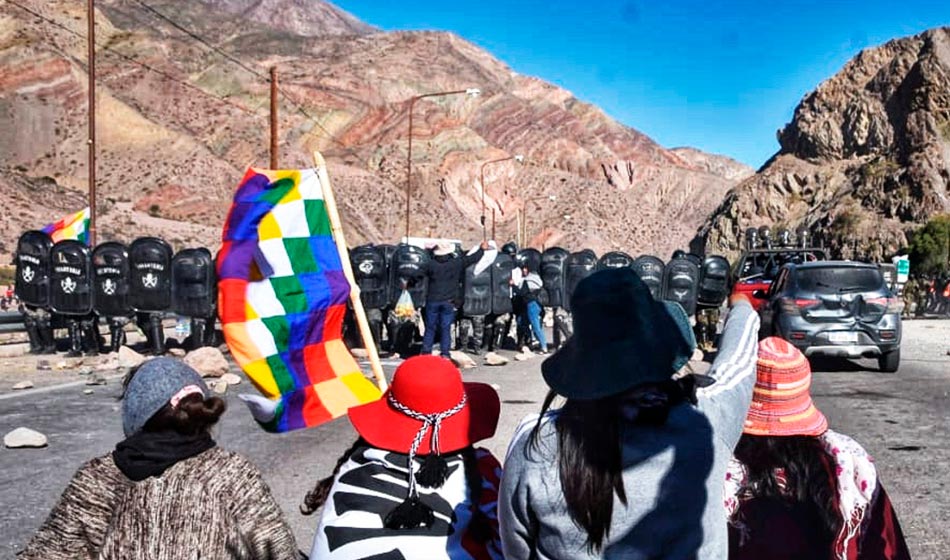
[865,297,903,313]
[779,298,819,315]
[790,331,806,340]
[880,330,896,340]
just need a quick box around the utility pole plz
[270,66,279,168]
[87,0,97,245]
[491,208,496,241]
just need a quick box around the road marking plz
[0,373,127,401]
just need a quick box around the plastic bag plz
[394,289,416,319]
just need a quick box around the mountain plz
[696,27,950,261]
[0,0,751,263]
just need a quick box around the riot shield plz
[697,255,731,307]
[564,249,598,312]
[516,248,542,273]
[49,240,93,316]
[172,248,217,317]
[662,256,700,316]
[490,253,516,315]
[597,251,634,271]
[92,242,132,317]
[541,247,570,308]
[350,244,390,310]
[14,230,53,307]
[462,260,493,316]
[389,244,429,308]
[632,255,666,300]
[128,237,173,313]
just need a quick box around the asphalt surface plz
[2,320,949,559]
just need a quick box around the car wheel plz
[879,348,900,373]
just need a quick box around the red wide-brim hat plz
[348,355,501,455]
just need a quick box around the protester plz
[510,264,547,353]
[499,268,759,559]
[18,358,298,560]
[421,241,487,358]
[303,355,503,559]
[724,337,911,559]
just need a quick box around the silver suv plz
[756,261,902,372]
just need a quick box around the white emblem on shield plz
[21,265,35,283]
[143,272,158,288]
[358,261,374,274]
[61,276,77,294]
[103,279,117,295]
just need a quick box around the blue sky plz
[334,0,949,168]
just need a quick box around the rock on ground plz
[167,348,187,358]
[118,346,147,369]
[221,373,242,386]
[211,380,228,394]
[484,352,509,366]
[183,347,230,377]
[12,380,34,390]
[449,350,477,369]
[4,427,48,449]
[95,354,120,371]
[350,348,369,358]
[514,351,535,362]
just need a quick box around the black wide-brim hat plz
[542,267,697,400]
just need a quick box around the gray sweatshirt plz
[499,301,759,560]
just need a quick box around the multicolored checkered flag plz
[218,168,381,432]
[42,207,90,244]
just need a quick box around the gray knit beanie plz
[122,358,210,437]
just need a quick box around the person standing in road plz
[511,264,548,353]
[303,355,503,560]
[724,337,911,560]
[18,358,298,560]
[499,268,760,559]
[421,241,487,358]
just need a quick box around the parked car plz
[755,261,902,372]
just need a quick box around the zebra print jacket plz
[18,447,298,560]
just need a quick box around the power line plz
[2,0,261,118]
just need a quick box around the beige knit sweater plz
[19,447,298,560]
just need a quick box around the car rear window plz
[796,267,885,293]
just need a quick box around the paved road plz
[1,321,948,558]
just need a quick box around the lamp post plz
[404,87,481,240]
[479,154,523,240]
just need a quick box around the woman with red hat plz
[302,355,504,560]
[724,337,911,559]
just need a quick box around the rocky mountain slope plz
[0,0,751,263]
[697,27,950,261]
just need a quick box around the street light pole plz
[479,154,523,241]
[404,88,480,240]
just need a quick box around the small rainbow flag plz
[217,168,381,432]
[42,207,90,244]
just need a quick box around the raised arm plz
[697,295,760,449]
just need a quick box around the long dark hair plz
[301,438,492,538]
[530,378,698,553]
[732,434,843,541]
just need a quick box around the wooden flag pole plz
[313,152,388,392]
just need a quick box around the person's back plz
[500,269,760,560]
[19,358,297,560]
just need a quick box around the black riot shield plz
[697,255,731,307]
[662,256,701,316]
[172,248,217,317]
[390,244,429,308]
[541,247,570,308]
[462,260,493,317]
[564,249,598,312]
[597,251,635,271]
[350,245,389,310]
[632,255,666,300]
[92,242,131,317]
[516,248,542,273]
[14,230,54,307]
[49,240,93,316]
[490,253,516,315]
[128,237,173,313]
